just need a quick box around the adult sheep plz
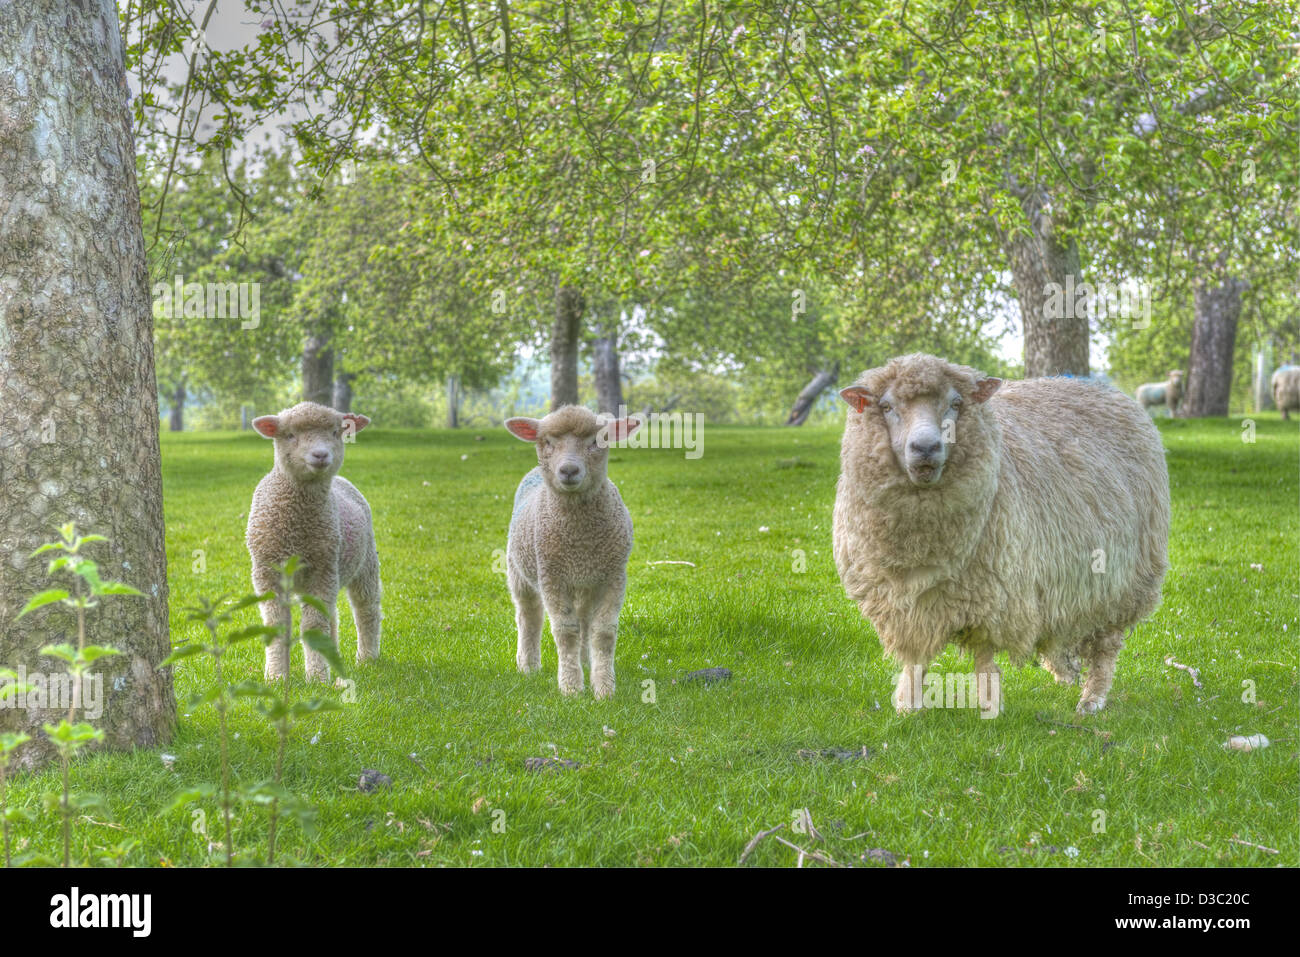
[1271,365,1300,420]
[833,354,1169,717]
[1135,370,1184,416]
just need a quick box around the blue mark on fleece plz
[510,467,544,535]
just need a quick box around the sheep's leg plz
[300,574,340,684]
[1078,630,1124,715]
[892,662,926,714]
[1041,646,1081,685]
[510,569,543,674]
[348,555,383,664]
[587,580,625,701]
[255,566,291,681]
[542,591,583,694]
[972,647,1003,718]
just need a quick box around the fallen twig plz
[1229,837,1279,855]
[1164,655,1203,689]
[772,835,847,868]
[646,560,696,567]
[738,823,785,864]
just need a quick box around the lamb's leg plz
[542,589,583,694]
[1040,643,1081,685]
[972,647,1003,718]
[587,578,625,701]
[892,662,926,714]
[511,583,543,675]
[300,573,340,684]
[348,554,383,664]
[1078,630,1124,714]
[255,566,291,681]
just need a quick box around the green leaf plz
[38,643,77,664]
[165,784,219,814]
[160,644,207,667]
[17,589,70,618]
[78,645,121,664]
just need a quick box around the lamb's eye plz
[951,399,963,411]
[879,402,892,413]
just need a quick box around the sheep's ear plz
[839,386,873,413]
[971,377,1002,404]
[605,417,641,443]
[341,413,370,433]
[505,417,541,442]
[252,415,280,438]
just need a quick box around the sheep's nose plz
[558,463,581,483]
[908,437,942,459]
[309,449,330,465]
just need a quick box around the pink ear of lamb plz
[252,415,279,438]
[606,417,642,442]
[839,386,873,413]
[505,417,541,442]
[971,377,1002,404]
[342,413,370,432]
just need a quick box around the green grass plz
[7,415,1298,866]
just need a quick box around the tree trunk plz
[593,336,623,415]
[1005,188,1090,378]
[551,285,583,410]
[1182,277,1246,417]
[446,375,460,428]
[332,373,354,413]
[0,0,175,771]
[786,365,839,425]
[169,380,186,431]
[302,328,334,405]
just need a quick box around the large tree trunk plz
[169,380,186,431]
[0,0,175,771]
[786,365,838,426]
[551,285,583,410]
[1182,277,1246,417]
[446,375,460,428]
[1006,188,1090,378]
[302,328,334,405]
[593,336,623,415]
[332,373,354,413]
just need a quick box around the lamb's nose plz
[310,450,330,465]
[909,437,942,459]
[558,463,580,482]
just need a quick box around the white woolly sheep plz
[1135,369,1185,417]
[1271,365,1300,420]
[833,354,1170,717]
[247,402,382,683]
[504,406,641,698]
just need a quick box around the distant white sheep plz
[247,402,382,683]
[504,406,640,698]
[1135,370,1184,417]
[1271,365,1300,420]
[833,354,1170,716]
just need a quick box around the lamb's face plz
[840,356,1001,489]
[506,407,641,495]
[253,402,370,484]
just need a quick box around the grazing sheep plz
[1135,370,1185,417]
[247,402,382,683]
[833,354,1170,717]
[1271,365,1300,420]
[504,406,641,698]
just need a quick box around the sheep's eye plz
[879,402,892,413]
[951,399,963,410]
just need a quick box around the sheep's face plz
[506,406,641,495]
[252,402,371,484]
[841,357,1001,489]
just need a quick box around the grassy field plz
[7,414,1298,866]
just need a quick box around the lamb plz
[247,402,382,683]
[504,406,641,698]
[833,354,1170,717]
[1135,370,1185,417]
[1271,365,1300,420]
